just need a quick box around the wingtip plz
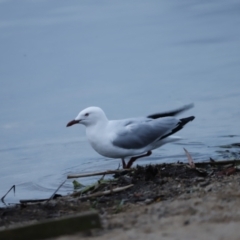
[180,103,194,112]
[190,116,195,121]
[187,116,195,121]
[147,103,195,119]
[180,116,195,124]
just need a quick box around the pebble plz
[144,199,153,205]
[204,184,214,192]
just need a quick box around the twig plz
[67,169,132,179]
[20,198,51,204]
[117,163,121,170]
[1,185,15,204]
[184,148,195,169]
[20,180,66,204]
[98,174,105,182]
[46,180,66,203]
[72,184,134,198]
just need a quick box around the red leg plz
[121,158,127,168]
[124,151,152,169]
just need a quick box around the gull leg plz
[122,158,127,168]
[125,151,152,169]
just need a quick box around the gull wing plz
[111,117,179,149]
[147,103,194,119]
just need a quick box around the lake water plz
[0,0,240,207]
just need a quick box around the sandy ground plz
[57,171,240,240]
[1,162,240,240]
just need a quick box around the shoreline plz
[1,160,240,239]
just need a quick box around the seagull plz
[66,104,195,168]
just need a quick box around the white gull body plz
[66,105,195,167]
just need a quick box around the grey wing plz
[111,117,179,149]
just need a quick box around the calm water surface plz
[0,0,240,207]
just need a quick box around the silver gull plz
[66,104,195,168]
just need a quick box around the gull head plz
[66,106,108,127]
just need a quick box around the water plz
[0,0,240,207]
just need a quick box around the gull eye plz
[84,113,89,117]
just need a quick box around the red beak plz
[66,120,80,127]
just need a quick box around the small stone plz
[199,181,210,187]
[144,199,153,204]
[204,184,213,192]
[183,220,190,225]
[195,177,205,182]
[119,175,133,184]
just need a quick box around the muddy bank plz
[0,161,240,239]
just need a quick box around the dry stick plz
[98,174,105,182]
[72,184,134,198]
[46,180,67,203]
[20,198,49,204]
[67,169,132,179]
[19,180,67,204]
[1,185,15,204]
[183,148,195,169]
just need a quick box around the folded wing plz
[111,117,180,149]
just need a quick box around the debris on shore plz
[1,156,240,229]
